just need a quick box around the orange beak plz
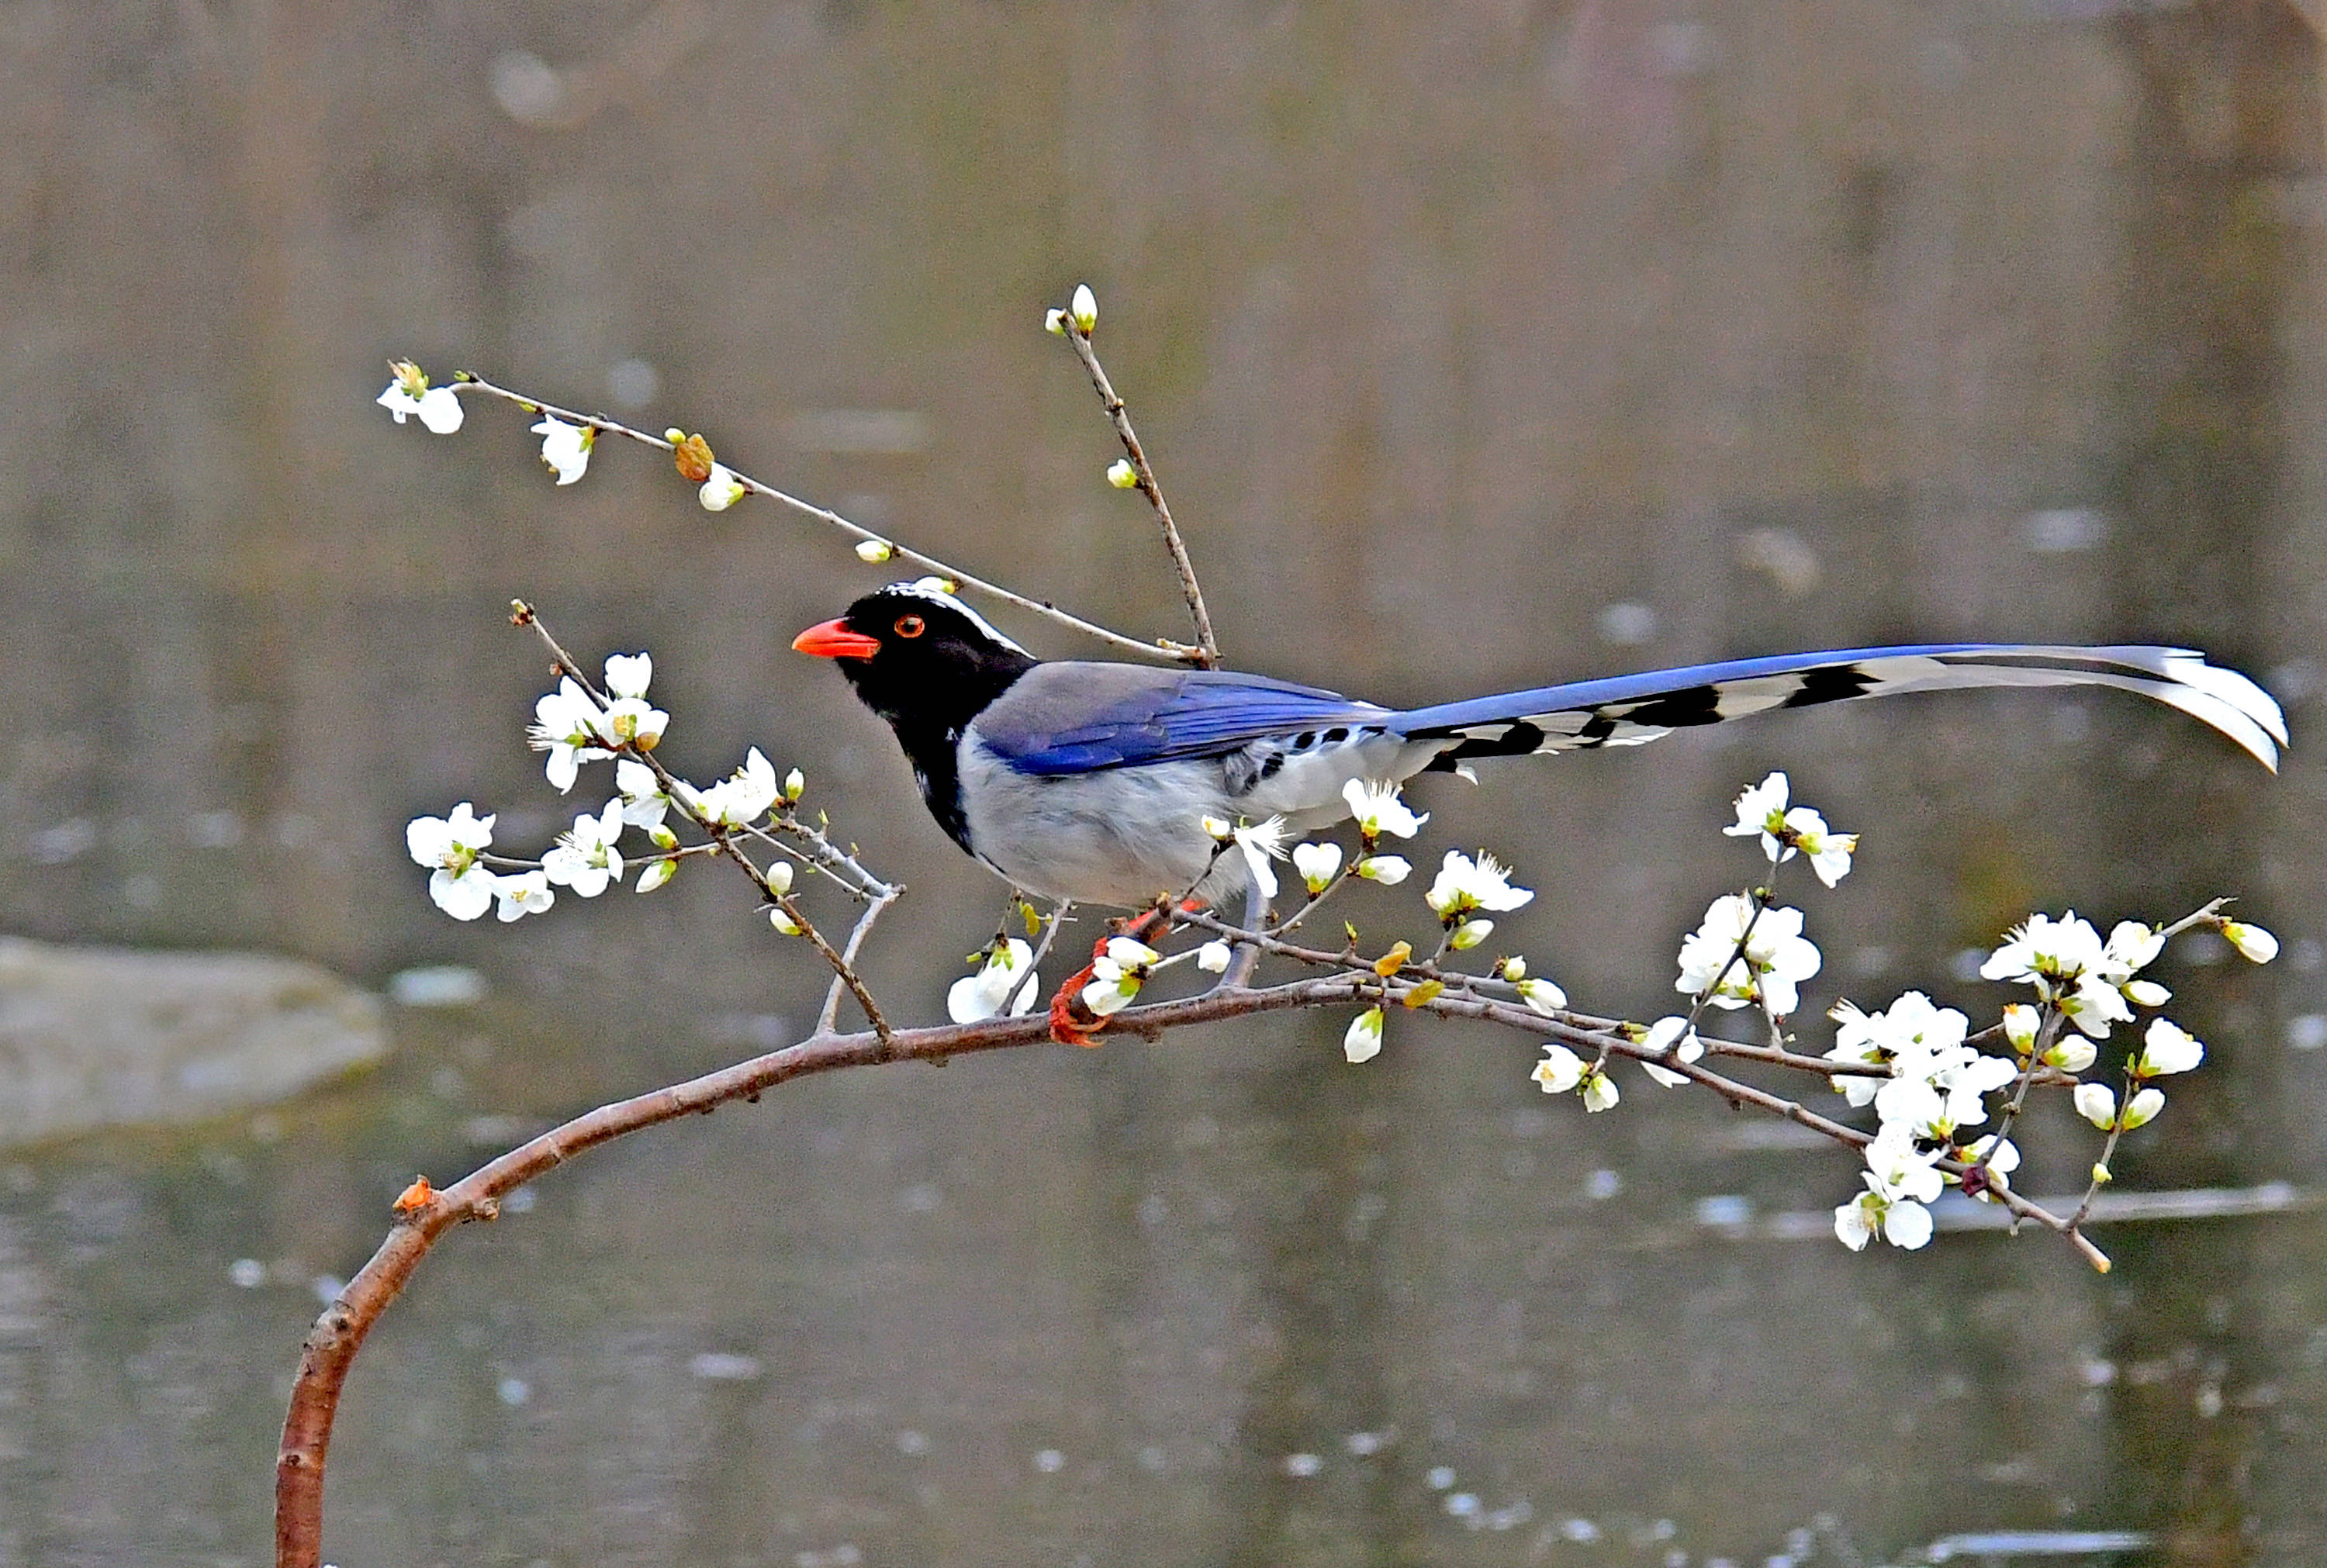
[791,618,883,660]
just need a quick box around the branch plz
[462,374,1205,665]
[1053,308,1221,666]
[275,975,1364,1568]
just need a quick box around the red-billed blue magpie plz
[794,581,2287,910]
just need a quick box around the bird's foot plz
[1044,900,1205,1046]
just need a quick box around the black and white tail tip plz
[1399,644,2288,772]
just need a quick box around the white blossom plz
[1676,895,1820,1016]
[493,869,554,922]
[2104,919,2165,976]
[615,758,671,831]
[528,678,608,793]
[2073,1083,2118,1129]
[2222,920,2279,964]
[2133,1018,2204,1077]
[2057,974,2134,1039]
[541,799,627,897]
[603,653,653,699]
[2121,1086,2166,1130]
[1341,779,1428,841]
[1515,976,1568,1016]
[531,415,594,484]
[377,362,464,433]
[1955,1135,2019,1198]
[1291,841,1342,895]
[406,803,498,920]
[1637,1014,1703,1088]
[687,748,780,827]
[1423,850,1533,921]
[1726,772,1791,845]
[1723,772,1855,885]
[1232,817,1289,901]
[948,938,1039,1023]
[699,463,746,511]
[1343,1006,1385,1064]
[1083,938,1158,1017]
[1579,1065,1620,1113]
[1980,912,2109,993]
[1195,940,1233,974]
[1530,1043,1585,1093]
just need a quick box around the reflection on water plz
[3,2,2326,1564]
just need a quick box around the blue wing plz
[974,661,1389,775]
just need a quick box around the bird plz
[791,579,2287,916]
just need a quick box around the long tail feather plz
[1392,644,2287,772]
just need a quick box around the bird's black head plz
[792,581,1038,740]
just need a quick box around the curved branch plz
[464,375,1204,665]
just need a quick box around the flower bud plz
[1291,841,1342,894]
[1499,955,1526,982]
[1044,307,1067,335]
[784,768,806,801]
[2121,1086,2166,1130]
[2001,1003,2039,1055]
[1448,918,1493,951]
[1354,855,1410,886]
[1580,1067,1620,1113]
[1515,977,1567,1016]
[1343,1006,1385,1063]
[1196,940,1233,974]
[769,907,802,935]
[766,862,794,896]
[2042,1036,2097,1074]
[635,858,676,893]
[1070,283,1098,333]
[856,539,894,563]
[1106,458,1139,489]
[2133,1018,2204,1077]
[2072,1083,2117,1129]
[2222,920,2279,964]
[700,463,746,512]
[1082,976,1136,1016]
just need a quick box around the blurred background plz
[4,2,2326,1564]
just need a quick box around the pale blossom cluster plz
[527,654,670,792]
[1674,894,1821,1017]
[1081,938,1161,1017]
[1823,992,2017,1252]
[949,938,1041,1024]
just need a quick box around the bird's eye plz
[894,614,925,639]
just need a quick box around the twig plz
[818,886,902,1037]
[463,374,1204,665]
[1055,321,1220,666]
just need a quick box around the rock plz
[0,938,386,1147]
